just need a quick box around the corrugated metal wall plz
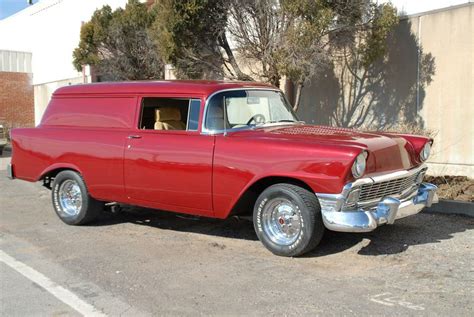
[0,50,32,73]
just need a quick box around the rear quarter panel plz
[11,95,138,202]
[11,127,129,202]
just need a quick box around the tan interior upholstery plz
[154,107,186,130]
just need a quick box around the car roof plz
[53,80,276,97]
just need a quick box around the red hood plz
[230,124,424,174]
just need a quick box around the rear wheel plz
[253,183,324,257]
[52,170,103,225]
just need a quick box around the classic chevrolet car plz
[8,81,438,256]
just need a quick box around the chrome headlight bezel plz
[351,151,368,179]
[420,142,431,161]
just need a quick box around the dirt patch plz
[425,175,474,202]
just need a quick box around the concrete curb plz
[424,199,474,217]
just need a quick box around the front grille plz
[358,169,425,202]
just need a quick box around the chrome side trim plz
[200,87,283,135]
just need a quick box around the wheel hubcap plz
[262,198,301,246]
[58,180,82,216]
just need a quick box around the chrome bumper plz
[318,183,438,233]
[6,163,14,179]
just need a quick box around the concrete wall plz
[415,4,474,177]
[296,3,473,177]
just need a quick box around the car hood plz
[230,124,421,173]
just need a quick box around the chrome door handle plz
[128,135,142,139]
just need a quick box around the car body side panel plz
[11,127,129,202]
[212,135,359,218]
[124,130,214,216]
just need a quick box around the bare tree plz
[227,0,286,86]
[228,0,334,111]
[328,2,403,128]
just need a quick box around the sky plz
[0,0,471,20]
[0,0,39,20]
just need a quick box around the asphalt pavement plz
[0,163,473,316]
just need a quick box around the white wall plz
[382,0,472,15]
[0,0,128,86]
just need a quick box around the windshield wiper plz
[260,119,298,124]
[254,119,303,127]
[276,119,297,123]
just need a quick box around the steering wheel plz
[246,114,266,125]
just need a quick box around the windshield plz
[204,90,299,132]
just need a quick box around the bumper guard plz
[7,163,14,179]
[318,183,438,233]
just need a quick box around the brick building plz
[0,50,34,129]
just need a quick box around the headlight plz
[420,142,431,161]
[351,152,367,179]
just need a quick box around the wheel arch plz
[227,175,315,217]
[38,163,84,188]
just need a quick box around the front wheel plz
[52,170,103,225]
[253,183,324,257]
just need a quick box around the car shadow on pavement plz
[93,206,473,257]
[307,213,473,257]
[93,206,260,241]
[356,213,473,256]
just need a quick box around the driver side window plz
[205,90,268,131]
[205,92,230,131]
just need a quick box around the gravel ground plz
[0,169,473,316]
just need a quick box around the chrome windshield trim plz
[200,87,291,135]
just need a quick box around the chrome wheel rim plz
[58,180,82,216]
[262,198,301,246]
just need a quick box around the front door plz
[124,97,214,216]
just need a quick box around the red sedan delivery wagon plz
[8,81,438,256]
